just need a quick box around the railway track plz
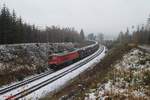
[0,43,97,95]
[0,70,54,95]
[5,47,104,100]
[0,41,98,95]
[0,42,105,100]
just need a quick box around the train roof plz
[50,41,98,56]
[79,41,98,50]
[51,49,78,56]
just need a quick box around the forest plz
[0,4,150,45]
[117,23,150,44]
[0,5,84,44]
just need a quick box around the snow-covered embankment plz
[85,49,150,100]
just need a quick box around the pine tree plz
[0,4,12,44]
[124,28,130,43]
[0,5,83,44]
[118,31,124,43]
[80,29,85,41]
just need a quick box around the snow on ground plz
[85,48,150,100]
[0,43,74,73]
[0,43,74,86]
[13,46,105,100]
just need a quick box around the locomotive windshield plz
[48,55,53,60]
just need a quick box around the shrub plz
[143,70,150,86]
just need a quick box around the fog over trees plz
[0,4,149,45]
[117,17,150,44]
[0,5,85,44]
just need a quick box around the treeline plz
[0,5,84,44]
[132,26,150,44]
[118,25,150,44]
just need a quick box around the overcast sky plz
[1,0,150,39]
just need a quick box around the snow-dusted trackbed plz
[0,70,54,95]
[0,45,106,100]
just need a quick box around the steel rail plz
[0,41,97,94]
[6,46,104,100]
[0,70,53,95]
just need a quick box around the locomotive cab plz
[48,54,58,64]
[48,54,59,69]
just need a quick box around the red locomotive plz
[48,42,99,70]
[48,50,79,69]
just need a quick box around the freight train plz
[48,42,99,70]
